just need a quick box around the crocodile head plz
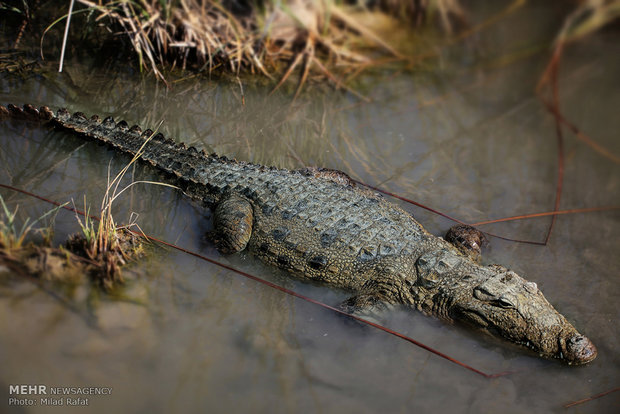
[447,265,597,364]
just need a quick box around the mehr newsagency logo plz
[8,384,112,407]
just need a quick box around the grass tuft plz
[0,194,66,250]
[68,127,175,289]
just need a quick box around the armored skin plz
[1,104,597,364]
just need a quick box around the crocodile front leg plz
[340,257,417,314]
[340,293,389,314]
[211,194,254,254]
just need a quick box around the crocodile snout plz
[563,335,597,365]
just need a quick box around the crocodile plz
[1,103,597,365]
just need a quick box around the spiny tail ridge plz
[1,103,243,205]
[0,103,213,161]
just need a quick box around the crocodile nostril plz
[565,335,597,364]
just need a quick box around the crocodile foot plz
[445,224,488,262]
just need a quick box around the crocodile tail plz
[0,104,54,122]
[51,106,181,160]
[2,104,237,204]
[4,103,206,164]
[1,103,188,160]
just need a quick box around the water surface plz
[1,2,619,413]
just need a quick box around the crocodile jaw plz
[453,307,597,364]
[446,269,597,365]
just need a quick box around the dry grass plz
[48,0,464,87]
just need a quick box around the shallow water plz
[1,2,619,413]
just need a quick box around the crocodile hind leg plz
[444,224,487,262]
[211,194,254,254]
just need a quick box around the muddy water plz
[1,3,619,414]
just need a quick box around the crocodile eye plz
[496,297,515,309]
